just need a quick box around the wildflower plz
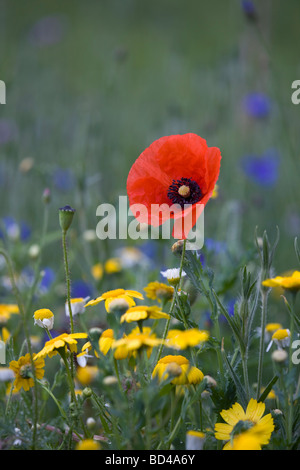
[0,367,15,382]
[75,439,101,451]
[241,150,279,187]
[144,281,174,302]
[266,329,291,352]
[91,263,103,281]
[266,323,283,334]
[76,342,94,367]
[0,304,19,319]
[127,134,221,234]
[271,349,288,363]
[104,258,122,274]
[211,184,219,199]
[28,15,66,47]
[214,398,274,450]
[112,327,163,359]
[77,329,117,365]
[82,230,97,242]
[186,430,205,450]
[34,332,88,359]
[85,288,143,312]
[0,326,10,342]
[53,168,75,192]
[152,355,204,385]
[120,305,170,324]
[160,268,186,286]
[33,308,54,330]
[262,271,300,292]
[241,0,257,21]
[103,376,118,386]
[167,328,209,350]
[76,366,99,386]
[65,297,90,317]
[19,157,34,173]
[116,246,149,268]
[229,428,265,450]
[9,354,45,392]
[242,92,271,119]
[99,329,115,355]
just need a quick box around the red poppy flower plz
[127,133,221,238]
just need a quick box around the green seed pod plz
[59,205,76,232]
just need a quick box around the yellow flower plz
[112,326,163,359]
[9,353,45,392]
[144,281,174,302]
[262,270,300,291]
[228,428,265,450]
[186,430,206,450]
[265,323,282,333]
[214,398,274,450]
[0,304,19,316]
[85,288,143,312]
[65,297,90,317]
[211,184,219,199]
[76,366,99,386]
[152,355,204,385]
[0,304,19,325]
[104,258,122,274]
[33,308,54,330]
[0,326,10,343]
[120,305,170,324]
[75,439,101,450]
[91,263,104,280]
[99,329,115,355]
[167,328,209,349]
[266,328,291,352]
[34,332,88,360]
[160,268,186,286]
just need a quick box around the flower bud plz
[82,387,92,398]
[103,375,118,386]
[88,327,103,342]
[59,205,76,232]
[86,417,96,430]
[272,349,288,363]
[43,188,51,204]
[171,239,185,257]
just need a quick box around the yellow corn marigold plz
[34,332,88,359]
[214,398,274,450]
[85,288,143,312]
[120,305,170,324]
[9,353,45,392]
[152,355,204,385]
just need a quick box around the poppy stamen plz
[178,185,191,198]
[167,177,202,208]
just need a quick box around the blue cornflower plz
[71,280,94,299]
[240,0,257,20]
[39,267,56,294]
[243,92,271,118]
[241,150,280,187]
[53,167,75,192]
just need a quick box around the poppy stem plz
[155,239,187,362]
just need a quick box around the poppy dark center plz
[167,177,202,208]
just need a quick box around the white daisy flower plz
[65,297,90,317]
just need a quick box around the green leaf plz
[257,375,279,403]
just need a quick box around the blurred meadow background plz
[0,0,300,347]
